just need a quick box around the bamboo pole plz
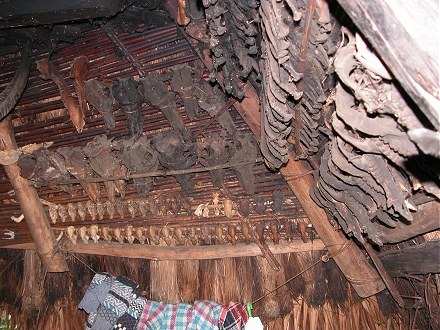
[0,119,68,272]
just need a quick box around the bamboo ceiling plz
[0,21,310,247]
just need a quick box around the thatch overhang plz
[0,0,438,329]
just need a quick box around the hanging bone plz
[77,202,86,221]
[36,58,85,132]
[126,225,135,245]
[203,0,260,99]
[138,72,189,138]
[113,227,125,244]
[79,226,89,244]
[66,226,78,245]
[48,205,58,224]
[121,135,159,197]
[67,203,77,222]
[112,76,144,137]
[58,204,68,223]
[153,130,197,191]
[89,225,100,243]
[102,227,112,244]
[84,78,116,130]
[135,227,146,245]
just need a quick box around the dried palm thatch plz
[198,258,242,303]
[322,258,348,309]
[281,253,305,299]
[265,292,403,330]
[294,251,327,307]
[150,259,179,303]
[236,256,254,302]
[0,249,408,329]
[177,259,199,302]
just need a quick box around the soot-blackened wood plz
[335,0,439,128]
[0,119,68,272]
[375,201,440,244]
[164,3,385,297]
[379,240,440,276]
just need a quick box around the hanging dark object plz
[230,132,258,195]
[82,135,127,202]
[153,130,197,191]
[197,132,229,188]
[84,78,116,130]
[112,76,144,137]
[138,72,189,138]
[121,135,159,197]
[170,64,201,120]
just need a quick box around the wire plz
[68,252,97,274]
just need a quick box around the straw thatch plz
[0,248,408,329]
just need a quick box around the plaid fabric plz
[137,300,221,330]
[190,301,221,330]
[219,303,249,330]
[137,301,170,330]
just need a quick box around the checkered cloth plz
[81,275,144,330]
[219,303,249,330]
[137,300,221,330]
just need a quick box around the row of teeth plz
[61,220,307,246]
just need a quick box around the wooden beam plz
[376,201,440,244]
[2,239,325,260]
[379,240,440,276]
[335,0,439,128]
[0,119,68,272]
[233,85,385,298]
[163,5,384,296]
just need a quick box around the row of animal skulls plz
[63,220,310,246]
[47,192,291,223]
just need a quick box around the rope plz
[252,241,355,305]
[68,252,97,274]
[0,253,22,277]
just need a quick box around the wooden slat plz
[3,239,325,260]
[379,240,440,276]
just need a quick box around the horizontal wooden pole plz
[2,239,325,260]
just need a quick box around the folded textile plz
[79,273,113,314]
[190,300,221,330]
[114,296,147,330]
[219,303,249,330]
[137,300,221,330]
[90,276,140,330]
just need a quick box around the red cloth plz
[219,303,249,330]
